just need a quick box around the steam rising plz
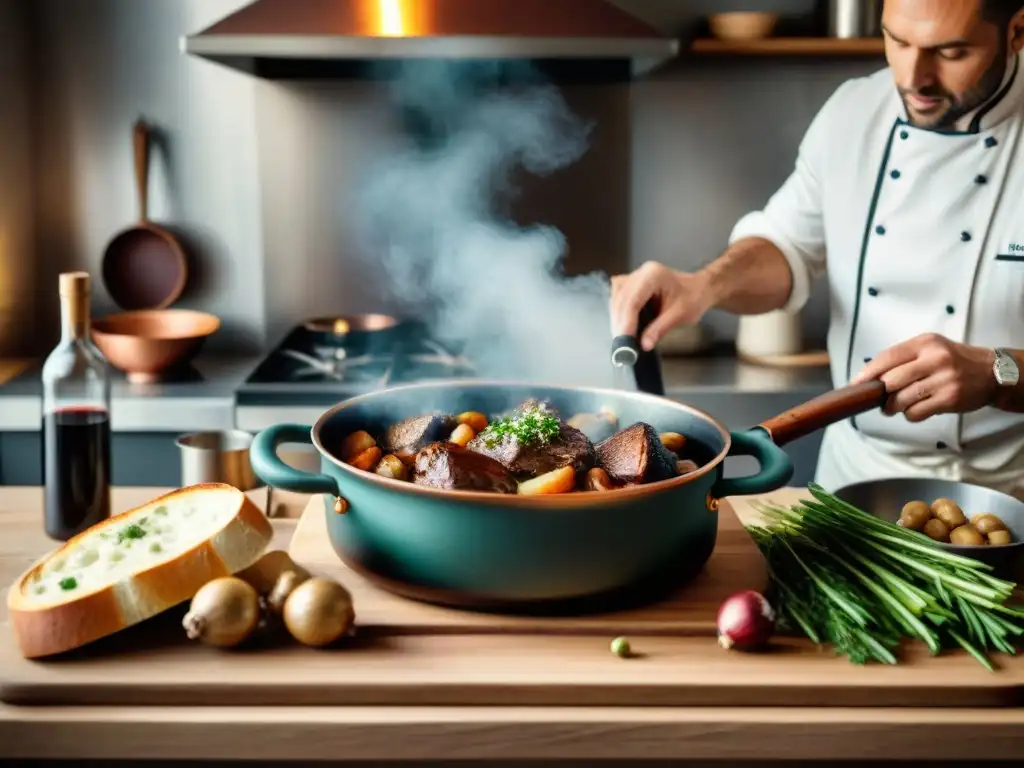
[356,62,617,388]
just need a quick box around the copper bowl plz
[91,309,220,383]
[707,11,780,41]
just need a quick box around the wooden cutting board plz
[280,492,772,635]
[3,488,1020,709]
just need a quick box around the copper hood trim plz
[182,0,679,76]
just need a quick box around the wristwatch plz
[993,348,1020,387]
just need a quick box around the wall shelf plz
[690,37,885,56]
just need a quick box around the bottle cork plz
[59,271,91,298]
[58,272,91,337]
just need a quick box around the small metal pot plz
[834,477,1024,584]
[828,0,882,39]
[176,430,274,514]
[303,314,403,354]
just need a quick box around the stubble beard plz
[901,39,1010,130]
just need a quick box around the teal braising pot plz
[250,381,886,611]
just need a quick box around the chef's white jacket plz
[729,52,1024,497]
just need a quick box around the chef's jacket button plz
[875,225,886,235]
[975,174,988,185]
[985,136,998,148]
[937,441,948,450]
[863,357,872,364]
[961,231,972,242]
[890,169,901,180]
[900,130,909,140]
[946,304,955,315]
[867,287,879,297]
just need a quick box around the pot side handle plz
[708,430,795,503]
[250,424,341,496]
[758,380,887,447]
[706,380,887,505]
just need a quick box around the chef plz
[611,0,1024,496]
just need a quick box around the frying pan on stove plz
[304,314,405,354]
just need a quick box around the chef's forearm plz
[697,237,795,315]
[993,349,1024,414]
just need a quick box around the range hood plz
[181,0,680,79]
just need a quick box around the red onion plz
[716,590,775,651]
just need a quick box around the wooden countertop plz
[0,486,1021,763]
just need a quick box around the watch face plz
[995,352,1020,385]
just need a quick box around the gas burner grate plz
[242,321,478,388]
[280,347,475,386]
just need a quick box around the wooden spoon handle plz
[133,119,150,223]
[758,380,887,447]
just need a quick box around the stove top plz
[239,320,476,397]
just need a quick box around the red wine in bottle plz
[40,272,112,540]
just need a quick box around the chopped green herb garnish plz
[117,524,147,544]
[480,402,561,448]
[154,505,168,516]
[59,576,78,591]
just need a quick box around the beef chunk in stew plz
[596,422,680,484]
[382,412,456,460]
[412,442,518,494]
[467,401,595,478]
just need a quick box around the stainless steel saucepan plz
[834,477,1024,583]
[176,430,275,516]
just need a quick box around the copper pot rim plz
[308,379,734,508]
[92,309,221,340]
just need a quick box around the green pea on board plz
[610,636,631,658]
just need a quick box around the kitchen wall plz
[251,25,881,345]
[618,0,884,344]
[254,77,632,343]
[632,55,882,344]
[18,0,886,354]
[30,0,266,353]
[0,0,35,356]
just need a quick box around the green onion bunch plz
[746,483,1024,671]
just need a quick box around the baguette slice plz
[7,483,274,659]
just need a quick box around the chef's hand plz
[610,261,713,352]
[851,333,998,421]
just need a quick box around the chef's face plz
[883,0,1024,129]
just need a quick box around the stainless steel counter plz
[234,356,834,430]
[659,355,832,395]
[0,357,261,432]
[0,353,835,488]
[0,353,833,433]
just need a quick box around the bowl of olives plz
[833,477,1024,584]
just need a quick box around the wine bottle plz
[40,272,112,540]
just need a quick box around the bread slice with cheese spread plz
[7,483,274,659]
